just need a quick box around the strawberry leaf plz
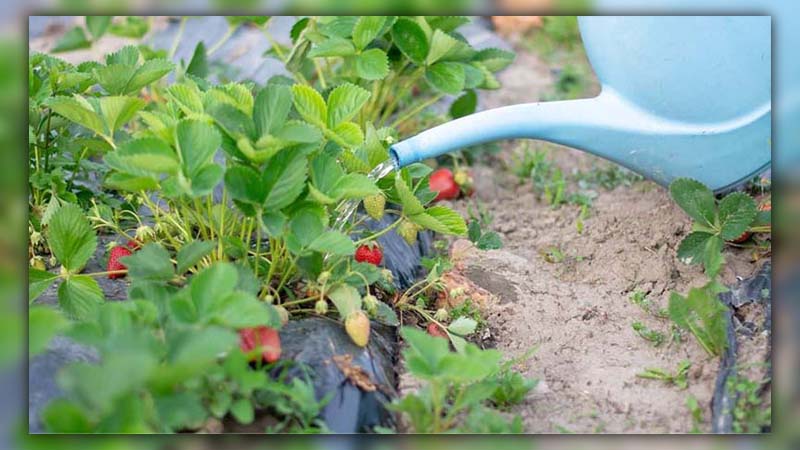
[58,275,103,320]
[669,178,716,228]
[391,18,429,65]
[718,192,757,240]
[47,203,97,273]
[326,83,371,128]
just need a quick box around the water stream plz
[333,159,396,231]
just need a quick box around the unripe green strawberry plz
[398,220,419,245]
[315,299,328,315]
[317,271,331,284]
[434,308,449,322]
[275,305,289,326]
[363,194,386,220]
[345,310,370,347]
[363,294,378,316]
[454,169,469,186]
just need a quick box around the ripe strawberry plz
[429,168,460,201]
[363,194,386,220]
[107,245,132,279]
[239,326,281,363]
[398,220,419,245]
[355,242,383,266]
[426,322,448,339]
[345,310,370,347]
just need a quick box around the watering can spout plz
[390,94,613,169]
[390,16,771,193]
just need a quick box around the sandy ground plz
[399,45,768,433]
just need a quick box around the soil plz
[397,44,770,433]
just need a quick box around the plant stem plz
[389,94,444,129]
[353,217,402,246]
[208,25,236,56]
[169,17,187,60]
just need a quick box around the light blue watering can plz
[390,16,771,193]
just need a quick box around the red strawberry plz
[107,245,132,279]
[126,239,141,250]
[239,326,281,363]
[429,168,460,201]
[426,322,448,339]
[355,242,383,266]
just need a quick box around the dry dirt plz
[399,45,767,433]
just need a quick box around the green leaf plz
[426,61,465,95]
[99,96,145,136]
[392,18,429,65]
[176,240,215,274]
[155,392,207,431]
[224,165,263,205]
[309,231,355,256]
[400,326,449,379]
[332,121,364,148]
[477,232,503,250]
[186,41,208,78]
[41,399,91,432]
[395,175,425,216]
[449,89,477,118]
[353,16,386,50]
[168,326,238,366]
[356,48,389,80]
[289,210,324,248]
[167,83,205,115]
[331,173,380,199]
[703,235,724,279]
[108,17,149,38]
[189,163,224,197]
[106,45,140,65]
[254,83,292,137]
[98,95,146,135]
[176,119,221,178]
[48,203,97,272]
[677,232,713,265]
[292,84,327,127]
[43,95,105,137]
[190,263,238,315]
[448,316,477,335]
[86,16,112,40]
[120,244,174,282]
[52,27,91,53]
[410,206,468,236]
[108,137,178,175]
[230,398,254,425]
[426,29,459,65]
[58,275,103,320]
[214,291,280,329]
[327,284,361,318]
[669,178,716,227]
[473,48,515,72]
[29,268,59,303]
[327,83,371,128]
[261,150,308,210]
[308,36,356,58]
[29,306,70,356]
[104,172,159,191]
[718,192,757,240]
[126,59,174,93]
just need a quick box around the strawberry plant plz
[667,178,770,357]
[390,327,531,433]
[29,15,519,433]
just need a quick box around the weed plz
[632,322,666,347]
[390,327,529,433]
[727,374,771,433]
[686,394,704,433]
[637,360,691,389]
[449,298,486,330]
[490,370,537,409]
